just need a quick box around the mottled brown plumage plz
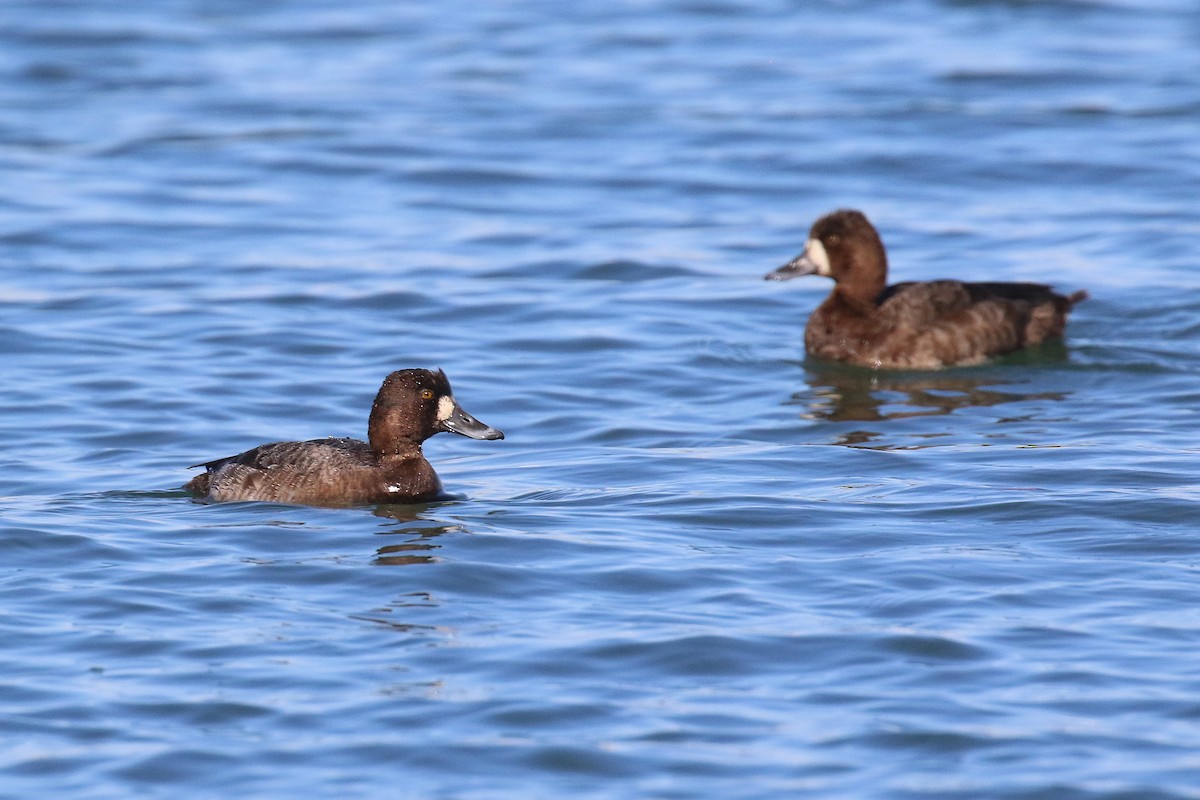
[765,209,1087,370]
[184,369,503,506]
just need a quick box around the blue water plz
[3,0,1200,797]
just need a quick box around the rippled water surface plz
[3,1,1200,797]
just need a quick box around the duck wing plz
[186,438,386,503]
[877,280,975,327]
[875,280,1083,368]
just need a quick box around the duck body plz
[766,210,1087,370]
[186,437,446,505]
[185,369,503,506]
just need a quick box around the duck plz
[764,209,1088,370]
[184,368,503,506]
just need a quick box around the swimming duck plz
[184,368,503,505]
[765,209,1087,370]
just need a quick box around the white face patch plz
[806,238,832,276]
[436,395,455,422]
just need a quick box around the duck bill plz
[439,401,505,440]
[764,251,820,281]
[764,238,829,281]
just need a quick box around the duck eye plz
[420,389,435,400]
[826,234,841,246]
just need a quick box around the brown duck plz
[765,209,1087,369]
[185,369,503,506]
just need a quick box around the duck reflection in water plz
[371,506,464,566]
[791,357,1071,445]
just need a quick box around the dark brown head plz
[765,209,889,300]
[368,368,504,456]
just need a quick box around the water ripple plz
[2,0,1199,797]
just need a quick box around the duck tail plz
[1066,289,1089,307]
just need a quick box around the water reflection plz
[372,505,465,566]
[350,590,443,633]
[353,511,466,636]
[791,361,1069,429]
